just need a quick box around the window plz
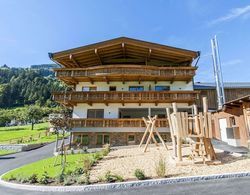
[155,86,170,91]
[129,86,144,91]
[75,135,81,144]
[96,134,110,145]
[229,116,236,127]
[109,86,116,91]
[82,135,89,146]
[87,109,104,118]
[74,134,89,146]
[128,134,135,144]
[82,86,97,91]
[151,108,166,118]
[104,135,110,144]
[97,135,103,145]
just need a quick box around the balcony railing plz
[54,65,196,83]
[70,118,168,128]
[53,91,199,104]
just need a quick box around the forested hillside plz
[0,66,65,108]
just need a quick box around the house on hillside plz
[50,37,200,147]
[213,95,250,147]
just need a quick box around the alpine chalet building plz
[51,37,200,147]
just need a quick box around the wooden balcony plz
[54,65,196,84]
[53,91,199,106]
[70,118,168,128]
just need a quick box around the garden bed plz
[2,145,111,185]
[2,145,250,186]
[90,145,250,182]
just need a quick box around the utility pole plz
[211,35,225,110]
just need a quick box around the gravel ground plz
[90,145,250,182]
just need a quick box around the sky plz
[0,0,250,82]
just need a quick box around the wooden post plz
[202,97,208,113]
[172,103,182,161]
[139,117,159,148]
[166,108,177,157]
[193,104,200,135]
[143,118,157,152]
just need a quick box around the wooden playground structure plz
[139,97,217,164]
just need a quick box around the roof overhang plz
[223,95,250,111]
[49,37,200,68]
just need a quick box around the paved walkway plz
[212,139,249,154]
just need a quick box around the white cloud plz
[209,4,250,26]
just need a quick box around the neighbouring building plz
[213,95,250,147]
[194,82,250,111]
[50,37,200,147]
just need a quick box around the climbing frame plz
[139,115,168,152]
[167,97,217,164]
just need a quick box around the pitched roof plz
[49,37,199,68]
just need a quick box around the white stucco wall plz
[75,81,193,92]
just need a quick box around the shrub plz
[38,171,50,184]
[76,176,85,185]
[134,169,146,180]
[28,174,38,184]
[104,171,124,183]
[70,148,74,155]
[77,171,90,185]
[83,158,93,171]
[84,171,90,185]
[55,171,65,183]
[102,144,110,156]
[72,167,84,176]
[63,176,75,186]
[93,152,103,161]
[155,156,166,177]
[8,175,16,181]
[15,174,26,183]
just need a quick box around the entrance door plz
[219,118,228,142]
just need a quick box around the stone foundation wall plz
[72,132,171,148]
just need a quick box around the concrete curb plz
[0,171,250,192]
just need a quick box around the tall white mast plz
[211,35,225,109]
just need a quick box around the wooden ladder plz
[189,136,206,164]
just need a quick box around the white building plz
[51,37,200,147]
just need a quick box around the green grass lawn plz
[3,153,94,180]
[0,150,16,156]
[0,122,49,143]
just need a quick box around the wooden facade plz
[195,84,250,110]
[213,95,250,147]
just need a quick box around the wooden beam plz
[94,49,102,65]
[69,54,80,67]
[122,43,126,58]
[146,48,152,65]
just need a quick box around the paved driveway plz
[0,142,250,195]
